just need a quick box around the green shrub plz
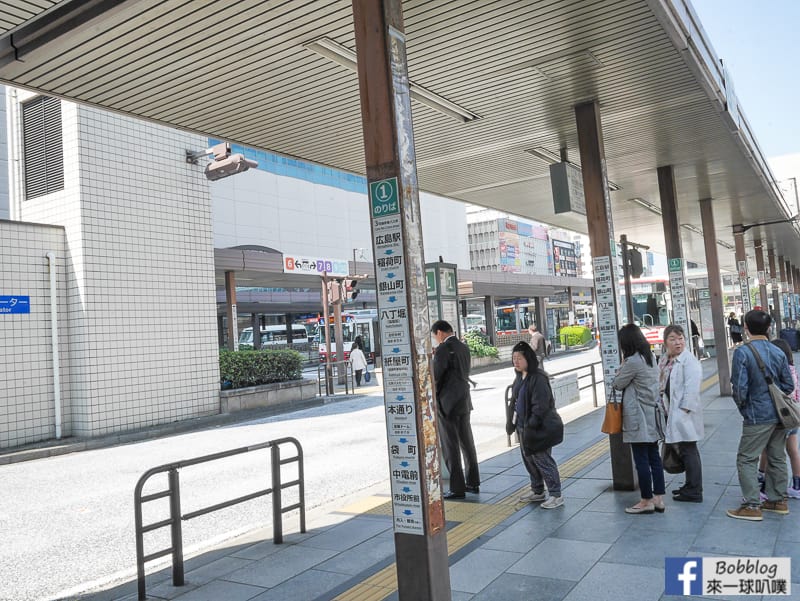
[219,349,303,389]
[558,325,592,347]
[463,331,499,358]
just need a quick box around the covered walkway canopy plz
[1,0,797,271]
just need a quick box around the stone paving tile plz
[773,540,800,585]
[690,513,782,556]
[579,460,613,480]
[562,561,664,601]
[560,476,611,499]
[508,537,610,581]
[181,555,255,587]
[450,548,525,594]
[477,473,530,494]
[298,516,392,551]
[470,573,575,601]
[170,579,265,601]
[776,505,800,542]
[552,508,634,543]
[223,545,338,588]
[230,538,295,561]
[247,569,352,601]
[479,510,562,553]
[600,525,696,568]
[314,533,397,576]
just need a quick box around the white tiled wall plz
[8,92,220,442]
[0,86,8,220]
[0,221,68,448]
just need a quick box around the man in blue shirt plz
[727,310,794,521]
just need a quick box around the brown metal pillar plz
[700,199,732,395]
[657,165,692,343]
[352,2,449,599]
[224,271,238,351]
[779,256,788,328]
[753,240,768,311]
[217,314,225,348]
[768,248,781,330]
[732,226,751,315]
[251,314,261,350]
[484,295,496,346]
[575,100,633,490]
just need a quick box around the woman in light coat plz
[349,337,368,386]
[612,324,665,514]
[659,324,704,502]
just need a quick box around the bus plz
[238,324,310,350]
[316,311,379,363]
[619,276,700,354]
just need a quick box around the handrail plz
[134,437,305,601]
[317,359,354,396]
[545,360,605,408]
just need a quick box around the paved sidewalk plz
[76,358,800,601]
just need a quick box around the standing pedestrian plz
[659,324,705,503]
[349,337,368,386]
[431,320,480,500]
[507,341,564,508]
[728,312,743,346]
[528,324,547,363]
[612,324,665,514]
[727,310,794,521]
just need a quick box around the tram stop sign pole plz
[352,1,450,600]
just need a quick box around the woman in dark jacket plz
[612,324,665,514]
[506,341,564,509]
[728,312,743,345]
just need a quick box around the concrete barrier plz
[220,379,318,413]
[551,372,580,409]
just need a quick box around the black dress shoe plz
[671,487,685,496]
[465,486,480,494]
[672,493,702,503]
[443,491,466,500]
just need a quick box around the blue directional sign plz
[0,296,30,314]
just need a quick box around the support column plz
[732,226,751,315]
[224,271,238,351]
[753,240,768,311]
[484,295,496,346]
[779,257,789,327]
[768,248,781,330]
[217,314,225,348]
[657,165,692,344]
[251,314,261,350]
[700,199,732,395]
[575,100,633,490]
[352,2,449,599]
[795,266,800,326]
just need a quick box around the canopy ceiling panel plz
[0,0,796,273]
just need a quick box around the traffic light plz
[628,248,644,278]
[346,279,359,301]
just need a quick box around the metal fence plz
[134,437,305,600]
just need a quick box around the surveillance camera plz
[204,154,258,181]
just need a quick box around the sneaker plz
[541,495,564,509]
[726,505,763,521]
[759,491,768,502]
[519,491,546,503]
[762,499,790,514]
[786,487,800,500]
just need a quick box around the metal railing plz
[134,438,305,601]
[547,360,604,408]
[504,360,604,447]
[317,360,354,396]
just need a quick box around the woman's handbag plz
[745,344,800,429]
[523,408,564,454]
[601,390,622,434]
[661,442,685,474]
[364,368,371,383]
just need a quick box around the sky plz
[691,0,800,162]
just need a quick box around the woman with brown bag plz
[612,324,665,514]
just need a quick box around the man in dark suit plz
[431,320,480,499]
